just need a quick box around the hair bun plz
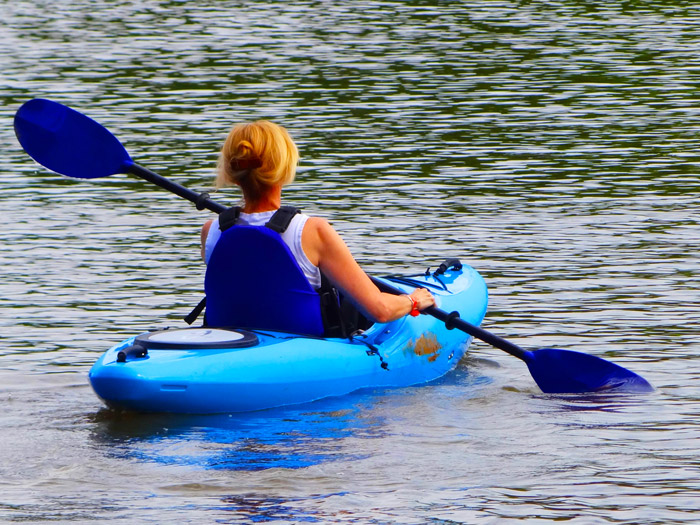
[230,157,262,171]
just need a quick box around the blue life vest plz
[204,206,330,336]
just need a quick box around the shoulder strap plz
[317,271,347,338]
[219,206,242,232]
[219,206,301,234]
[265,206,301,233]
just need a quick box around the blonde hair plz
[216,120,299,203]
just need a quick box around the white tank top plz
[204,210,322,289]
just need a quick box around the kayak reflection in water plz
[199,120,435,336]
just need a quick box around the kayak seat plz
[204,225,327,336]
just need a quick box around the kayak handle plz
[434,258,463,276]
[117,343,148,363]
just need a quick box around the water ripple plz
[2,0,700,523]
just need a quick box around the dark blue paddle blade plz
[14,98,133,179]
[525,348,654,394]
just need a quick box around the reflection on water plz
[87,369,491,473]
[2,0,700,523]
[89,394,383,471]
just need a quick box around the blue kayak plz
[89,264,488,414]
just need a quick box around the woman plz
[201,120,435,325]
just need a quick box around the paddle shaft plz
[370,276,529,362]
[426,306,529,361]
[127,162,226,214]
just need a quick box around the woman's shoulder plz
[202,216,220,237]
[201,218,215,235]
[302,215,334,235]
[200,217,219,262]
[303,215,349,253]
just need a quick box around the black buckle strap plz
[218,206,242,232]
[265,206,301,233]
[184,297,207,325]
[318,272,348,338]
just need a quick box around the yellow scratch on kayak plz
[404,332,442,362]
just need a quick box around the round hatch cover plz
[135,328,259,350]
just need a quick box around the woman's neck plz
[242,187,282,213]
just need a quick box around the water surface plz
[1,1,699,523]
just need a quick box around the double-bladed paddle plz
[13,98,653,394]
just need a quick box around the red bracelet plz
[406,295,420,317]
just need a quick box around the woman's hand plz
[408,288,436,314]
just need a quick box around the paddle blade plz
[525,348,654,394]
[14,98,132,179]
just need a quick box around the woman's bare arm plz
[200,219,213,261]
[302,217,434,323]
